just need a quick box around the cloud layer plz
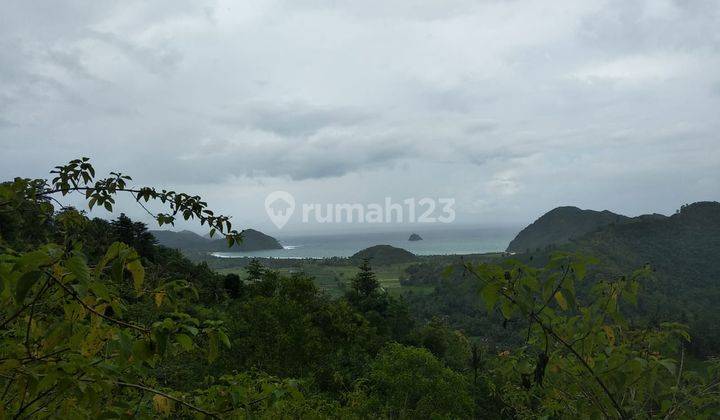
[1,0,719,230]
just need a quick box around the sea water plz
[211,226,519,259]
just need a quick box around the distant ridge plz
[558,201,720,355]
[506,201,720,354]
[506,206,629,252]
[150,228,283,252]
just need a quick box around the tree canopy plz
[0,158,718,418]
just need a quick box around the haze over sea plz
[212,226,519,259]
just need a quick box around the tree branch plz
[114,381,219,418]
[48,273,150,334]
[24,277,52,358]
[464,263,627,419]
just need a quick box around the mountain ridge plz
[510,201,720,355]
[150,228,283,253]
[506,206,629,252]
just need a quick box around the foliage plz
[409,316,471,371]
[1,158,718,418]
[349,245,416,266]
[0,159,279,418]
[245,258,266,281]
[349,343,474,418]
[350,258,380,298]
[465,253,720,419]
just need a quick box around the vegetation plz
[506,206,630,253]
[508,202,720,357]
[0,158,718,418]
[151,228,283,254]
[349,244,417,266]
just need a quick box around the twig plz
[665,344,685,420]
[48,273,150,334]
[464,263,627,419]
[537,264,571,315]
[114,381,219,418]
[1,373,15,401]
[21,347,70,363]
[24,277,52,358]
[13,384,57,419]
[0,303,34,330]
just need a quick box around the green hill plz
[351,244,417,265]
[567,202,720,355]
[509,201,720,355]
[151,228,283,252]
[506,206,629,252]
[150,229,210,250]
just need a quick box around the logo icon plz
[265,191,295,229]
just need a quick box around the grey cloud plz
[712,82,720,96]
[578,0,720,53]
[1,0,719,224]
[166,123,417,181]
[86,30,183,76]
[214,101,373,137]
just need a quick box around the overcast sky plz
[1,0,719,234]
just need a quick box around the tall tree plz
[351,258,380,298]
[223,273,243,298]
[110,213,157,259]
[245,258,265,281]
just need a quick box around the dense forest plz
[1,159,718,418]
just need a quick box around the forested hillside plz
[506,206,630,252]
[350,244,417,265]
[151,228,283,254]
[567,201,720,356]
[0,159,718,418]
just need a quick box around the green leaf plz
[571,261,586,281]
[480,282,500,313]
[501,299,515,319]
[182,325,199,336]
[554,291,568,310]
[153,330,169,355]
[126,259,144,295]
[218,330,231,349]
[90,281,111,302]
[623,280,640,305]
[17,247,56,270]
[208,332,219,362]
[118,330,133,357]
[658,359,676,376]
[175,334,194,351]
[561,274,576,309]
[602,325,616,346]
[521,275,539,292]
[66,255,91,284]
[542,274,557,302]
[16,271,43,303]
[132,340,154,361]
[111,261,123,284]
[96,243,122,276]
[660,399,673,413]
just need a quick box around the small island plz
[408,233,423,241]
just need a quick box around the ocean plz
[211,226,519,259]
